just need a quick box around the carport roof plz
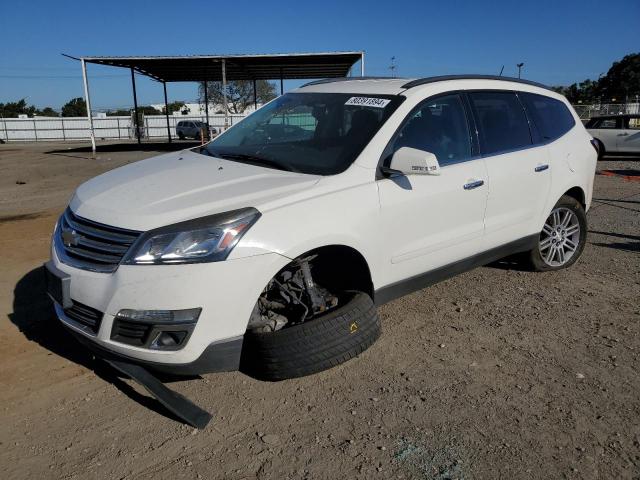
[63,52,364,82]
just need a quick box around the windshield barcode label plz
[345,97,391,108]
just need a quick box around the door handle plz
[617,133,629,136]
[535,164,549,172]
[463,180,484,190]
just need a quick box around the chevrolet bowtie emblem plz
[62,229,81,247]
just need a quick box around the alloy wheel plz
[539,207,581,267]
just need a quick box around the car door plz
[618,116,640,153]
[468,91,551,249]
[589,117,623,152]
[377,93,489,285]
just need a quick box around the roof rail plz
[301,76,404,87]
[401,75,553,91]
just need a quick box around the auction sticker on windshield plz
[345,97,391,108]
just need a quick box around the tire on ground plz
[240,291,380,381]
[595,139,605,160]
[528,194,587,272]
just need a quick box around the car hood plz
[70,149,321,231]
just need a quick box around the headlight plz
[123,208,260,265]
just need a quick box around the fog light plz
[152,330,189,348]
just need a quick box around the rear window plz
[469,91,532,155]
[520,93,575,142]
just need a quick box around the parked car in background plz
[176,120,216,140]
[46,75,596,382]
[586,114,640,159]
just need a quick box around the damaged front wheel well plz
[247,245,374,333]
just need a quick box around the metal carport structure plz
[63,52,365,152]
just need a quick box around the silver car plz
[176,120,213,140]
[586,114,640,159]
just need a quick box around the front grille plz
[64,301,103,334]
[56,209,141,272]
[111,319,152,346]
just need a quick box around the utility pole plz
[517,62,524,79]
[388,56,397,78]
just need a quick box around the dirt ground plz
[1,141,639,480]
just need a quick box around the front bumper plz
[50,242,290,371]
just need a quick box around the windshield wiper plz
[213,152,297,172]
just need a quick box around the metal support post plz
[130,67,141,144]
[253,79,257,110]
[222,60,229,129]
[81,59,96,152]
[203,78,210,130]
[163,81,172,143]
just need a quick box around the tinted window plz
[589,117,622,129]
[520,92,575,142]
[177,121,184,127]
[392,94,472,165]
[469,91,532,155]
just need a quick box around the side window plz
[469,91,532,155]
[177,121,184,127]
[520,92,575,142]
[392,94,472,165]
[594,118,622,129]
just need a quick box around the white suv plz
[46,75,597,381]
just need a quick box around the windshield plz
[202,92,404,175]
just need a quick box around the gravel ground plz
[0,142,638,480]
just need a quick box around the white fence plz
[573,102,639,120]
[0,114,247,142]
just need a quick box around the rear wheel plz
[528,195,587,271]
[595,139,605,160]
[177,132,185,140]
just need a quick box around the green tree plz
[598,53,640,103]
[138,105,162,115]
[553,52,639,104]
[0,99,37,118]
[37,107,58,116]
[199,80,277,114]
[162,101,187,115]
[61,97,87,117]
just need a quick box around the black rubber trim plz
[105,359,212,429]
[66,329,243,376]
[374,234,538,305]
[401,75,553,92]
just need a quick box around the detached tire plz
[240,292,380,381]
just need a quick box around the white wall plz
[0,113,247,142]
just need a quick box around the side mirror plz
[382,147,441,177]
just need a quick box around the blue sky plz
[1,0,638,110]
